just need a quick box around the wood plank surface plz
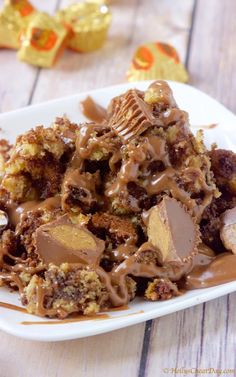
[0,0,59,112]
[1,1,235,377]
[145,1,236,376]
[188,0,236,113]
[0,325,145,377]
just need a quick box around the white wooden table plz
[0,1,236,376]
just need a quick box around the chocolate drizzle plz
[6,196,61,227]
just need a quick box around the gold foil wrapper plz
[56,3,111,53]
[0,0,35,49]
[127,42,188,83]
[17,12,68,68]
[86,0,110,4]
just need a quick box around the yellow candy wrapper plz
[56,2,111,53]
[0,0,35,49]
[17,12,68,68]
[127,42,188,83]
[86,0,110,4]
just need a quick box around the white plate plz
[0,81,236,342]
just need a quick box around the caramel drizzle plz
[96,243,193,307]
[184,253,236,289]
[21,313,109,325]
[0,301,27,313]
[105,136,213,218]
[6,196,61,227]
[191,123,218,130]
[20,310,144,326]
[0,272,24,293]
[145,167,214,219]
[62,168,101,211]
[0,244,45,294]
[2,253,236,317]
[0,262,45,294]
[0,246,192,314]
[69,95,215,219]
[75,123,117,161]
[144,167,193,206]
[105,135,170,200]
[160,108,189,129]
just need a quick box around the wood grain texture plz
[0,325,145,377]
[1,1,235,377]
[0,0,60,112]
[145,1,236,376]
[188,0,236,113]
[146,305,205,376]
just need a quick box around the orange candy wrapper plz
[17,12,68,68]
[0,0,35,49]
[56,3,111,53]
[127,42,188,83]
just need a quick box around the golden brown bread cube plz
[1,125,76,201]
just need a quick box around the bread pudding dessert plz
[0,81,236,319]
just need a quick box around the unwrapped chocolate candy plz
[108,89,161,142]
[56,2,111,52]
[17,12,68,67]
[36,215,105,266]
[127,42,188,83]
[220,207,236,254]
[147,197,199,264]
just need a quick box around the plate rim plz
[0,80,235,119]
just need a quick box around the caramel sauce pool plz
[21,309,144,325]
[103,305,129,312]
[184,254,236,289]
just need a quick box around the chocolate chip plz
[148,160,165,174]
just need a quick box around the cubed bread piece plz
[23,263,109,318]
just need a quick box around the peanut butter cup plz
[147,197,199,264]
[35,215,105,266]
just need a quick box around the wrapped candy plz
[0,0,35,49]
[17,12,68,68]
[56,2,111,53]
[0,0,112,67]
[86,0,110,3]
[127,42,188,83]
